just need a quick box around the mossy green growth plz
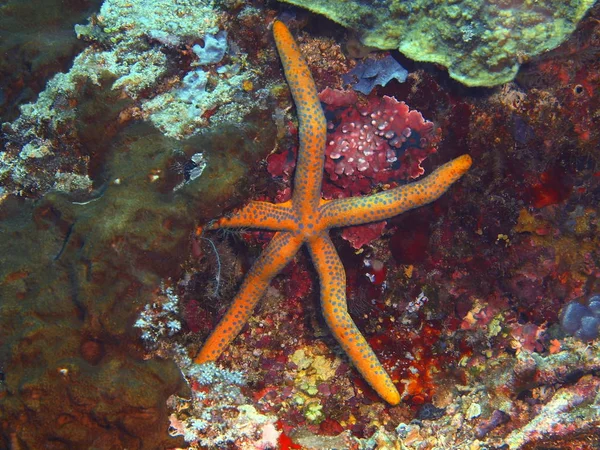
[280,0,595,86]
[304,402,324,423]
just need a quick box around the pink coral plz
[340,221,387,250]
[319,88,441,197]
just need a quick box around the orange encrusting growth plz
[194,19,472,406]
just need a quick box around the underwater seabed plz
[0,0,599,448]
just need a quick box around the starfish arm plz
[307,232,401,405]
[194,231,303,364]
[207,201,298,231]
[320,154,472,228]
[273,20,326,213]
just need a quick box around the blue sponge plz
[343,55,408,95]
[587,295,600,315]
[192,30,228,65]
[560,293,600,340]
[577,316,600,340]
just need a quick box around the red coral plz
[183,299,212,334]
[340,221,387,249]
[266,150,295,203]
[527,168,572,208]
[319,88,441,198]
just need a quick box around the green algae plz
[0,3,281,441]
[280,0,595,86]
[0,113,275,446]
[290,348,339,424]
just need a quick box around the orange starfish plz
[194,20,472,405]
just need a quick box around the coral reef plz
[0,0,104,122]
[0,193,190,448]
[167,361,279,448]
[1,0,599,448]
[0,111,277,446]
[0,2,279,445]
[280,0,596,86]
[1,0,259,199]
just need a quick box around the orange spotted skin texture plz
[194,20,473,406]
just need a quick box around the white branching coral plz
[169,362,280,448]
[135,281,182,345]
